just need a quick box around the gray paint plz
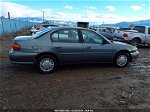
[9,27,139,65]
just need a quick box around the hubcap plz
[40,58,54,72]
[117,55,128,67]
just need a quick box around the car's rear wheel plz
[130,39,140,47]
[37,55,57,73]
[114,52,130,67]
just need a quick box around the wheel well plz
[132,37,141,43]
[35,52,59,64]
[114,50,132,62]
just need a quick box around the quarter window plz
[51,30,79,43]
[81,30,103,44]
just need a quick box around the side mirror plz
[103,39,107,44]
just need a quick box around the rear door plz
[81,29,113,63]
[51,29,83,64]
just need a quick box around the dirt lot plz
[0,31,150,110]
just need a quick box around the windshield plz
[32,28,53,38]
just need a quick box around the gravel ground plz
[0,37,150,110]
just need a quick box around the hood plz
[14,36,33,41]
[112,41,130,45]
[112,41,137,51]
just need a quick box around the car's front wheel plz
[114,52,130,67]
[37,55,57,73]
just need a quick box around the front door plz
[81,29,113,63]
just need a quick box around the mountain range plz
[15,17,150,27]
[101,19,150,27]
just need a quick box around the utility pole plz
[42,11,45,23]
[103,20,104,24]
[8,12,10,19]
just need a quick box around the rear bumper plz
[9,50,38,65]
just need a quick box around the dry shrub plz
[0,28,31,41]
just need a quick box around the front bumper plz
[130,51,139,61]
[9,50,38,65]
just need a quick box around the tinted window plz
[133,26,145,33]
[102,29,106,32]
[42,25,51,28]
[148,28,150,35]
[42,24,58,28]
[81,30,103,44]
[51,29,79,43]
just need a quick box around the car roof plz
[47,27,91,31]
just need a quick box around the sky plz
[0,0,150,24]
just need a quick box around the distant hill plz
[15,17,76,26]
[15,17,43,22]
[15,17,150,27]
[101,19,150,27]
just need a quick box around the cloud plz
[65,5,73,10]
[105,6,116,12]
[1,2,52,18]
[141,4,145,6]
[85,6,96,10]
[85,10,94,13]
[131,5,143,11]
[1,2,149,24]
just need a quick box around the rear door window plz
[51,29,79,43]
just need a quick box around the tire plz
[114,52,130,68]
[36,55,57,74]
[130,39,140,47]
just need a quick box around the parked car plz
[113,25,150,47]
[9,27,139,73]
[30,24,59,34]
[96,27,114,40]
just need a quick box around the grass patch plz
[0,28,31,41]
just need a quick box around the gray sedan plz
[9,27,139,73]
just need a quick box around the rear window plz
[32,28,53,38]
[133,26,145,33]
[51,29,79,43]
[42,25,51,28]
[42,24,58,28]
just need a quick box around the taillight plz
[36,27,40,30]
[12,43,21,50]
[123,33,128,38]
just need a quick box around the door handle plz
[55,46,62,49]
[86,46,91,49]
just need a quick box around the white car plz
[96,28,114,40]
[30,24,59,35]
